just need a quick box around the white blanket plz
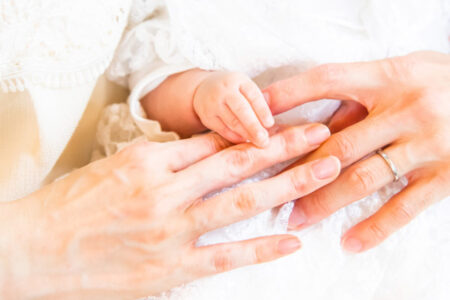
[100,0,450,299]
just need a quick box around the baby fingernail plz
[342,237,363,253]
[278,237,302,254]
[312,157,339,180]
[305,124,330,146]
[265,116,275,128]
[288,207,307,229]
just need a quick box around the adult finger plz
[226,94,269,147]
[288,144,414,230]
[239,81,275,128]
[177,124,331,201]
[263,60,387,115]
[189,156,340,233]
[190,235,301,277]
[341,168,450,252]
[328,101,368,133]
[300,114,401,168]
[165,132,233,172]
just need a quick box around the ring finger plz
[188,156,340,234]
[302,114,400,168]
[288,143,416,230]
[342,166,450,252]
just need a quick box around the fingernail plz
[342,237,363,253]
[264,115,275,128]
[263,92,270,104]
[288,207,307,229]
[305,124,330,146]
[278,237,302,254]
[312,157,339,180]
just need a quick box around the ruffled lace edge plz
[0,55,114,93]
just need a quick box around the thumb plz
[263,61,385,115]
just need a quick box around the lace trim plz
[0,55,114,93]
[0,0,131,93]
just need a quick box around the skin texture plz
[263,51,450,253]
[141,69,274,147]
[0,125,340,299]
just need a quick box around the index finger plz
[164,133,232,172]
[188,156,340,233]
[263,60,386,115]
[176,123,331,201]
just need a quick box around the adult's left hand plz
[263,51,450,252]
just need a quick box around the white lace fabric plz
[0,0,131,201]
[99,0,450,299]
[0,0,130,93]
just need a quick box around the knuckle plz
[391,201,416,224]
[208,133,231,152]
[232,101,248,115]
[313,63,343,88]
[289,169,308,195]
[254,244,266,263]
[329,133,357,166]
[227,115,241,129]
[367,222,388,242]
[130,185,148,202]
[348,165,377,195]
[305,192,332,217]
[223,72,243,88]
[280,127,304,155]
[210,84,226,99]
[380,56,417,82]
[139,228,169,244]
[225,97,246,114]
[118,141,160,175]
[188,210,211,236]
[224,148,254,178]
[119,141,156,160]
[232,187,258,214]
[418,91,449,122]
[213,252,233,273]
[241,85,259,101]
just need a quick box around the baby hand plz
[193,71,274,147]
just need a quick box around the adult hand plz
[0,125,340,299]
[263,51,450,253]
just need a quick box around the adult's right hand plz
[0,124,340,299]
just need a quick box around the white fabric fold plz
[102,0,450,299]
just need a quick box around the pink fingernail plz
[342,237,363,253]
[288,207,307,230]
[278,237,302,254]
[265,115,275,128]
[305,124,330,146]
[312,157,339,180]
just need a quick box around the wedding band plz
[376,149,400,182]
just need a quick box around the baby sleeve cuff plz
[127,63,194,142]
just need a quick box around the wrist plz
[0,189,59,298]
[141,68,213,137]
[0,196,36,298]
